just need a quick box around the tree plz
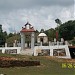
[35,30,39,43]
[40,29,44,33]
[0,25,7,46]
[0,24,2,32]
[35,30,39,33]
[8,33,14,37]
[55,18,62,26]
[0,32,6,46]
[45,28,56,41]
[6,33,20,47]
[59,20,75,40]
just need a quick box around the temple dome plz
[38,33,47,37]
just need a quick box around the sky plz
[0,0,74,33]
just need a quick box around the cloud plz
[0,5,74,33]
[0,0,74,10]
[0,0,74,33]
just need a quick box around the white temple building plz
[37,32,48,43]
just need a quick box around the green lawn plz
[0,54,75,75]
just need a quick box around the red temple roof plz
[20,22,35,32]
[20,28,35,32]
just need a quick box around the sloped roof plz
[20,22,35,32]
[20,28,35,32]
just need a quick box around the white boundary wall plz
[0,47,21,54]
[0,45,71,59]
[34,45,71,59]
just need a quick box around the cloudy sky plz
[0,0,74,33]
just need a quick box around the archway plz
[20,22,35,50]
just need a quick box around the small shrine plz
[37,29,48,44]
[20,22,35,51]
[37,32,48,43]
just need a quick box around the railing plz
[35,41,71,46]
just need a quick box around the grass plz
[0,54,75,75]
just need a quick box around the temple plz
[19,22,71,58]
[0,22,75,59]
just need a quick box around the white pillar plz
[61,38,64,42]
[5,43,7,47]
[65,45,71,58]
[17,42,21,47]
[57,41,59,45]
[40,42,42,46]
[54,38,56,42]
[65,41,69,45]
[50,48,53,56]
[49,41,51,46]
[13,43,16,47]
[21,33,25,50]
[31,32,35,50]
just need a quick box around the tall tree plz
[0,24,2,32]
[59,20,75,40]
[0,25,7,46]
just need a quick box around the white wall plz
[0,45,71,59]
[0,47,21,54]
[34,45,71,59]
